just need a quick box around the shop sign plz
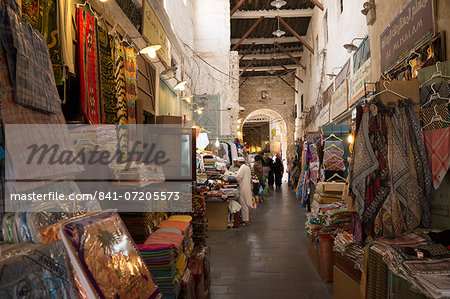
[380,0,434,74]
[331,80,349,120]
[271,128,277,137]
[142,0,171,67]
[353,36,370,74]
[350,58,371,106]
[317,103,330,126]
[335,59,351,89]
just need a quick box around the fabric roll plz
[98,26,118,124]
[76,8,102,124]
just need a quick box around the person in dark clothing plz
[265,155,274,188]
[273,155,284,188]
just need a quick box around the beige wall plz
[368,0,450,81]
[239,76,296,155]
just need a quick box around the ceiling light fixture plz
[139,44,161,59]
[174,80,188,91]
[215,138,220,147]
[343,37,365,53]
[270,0,286,9]
[326,66,343,80]
[182,95,193,103]
[272,9,286,37]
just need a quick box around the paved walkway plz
[207,184,333,299]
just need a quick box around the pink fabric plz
[423,127,450,189]
[143,231,184,250]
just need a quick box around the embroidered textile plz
[423,127,450,189]
[0,6,60,113]
[114,39,127,162]
[98,26,118,124]
[77,8,102,124]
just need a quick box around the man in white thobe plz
[236,157,252,225]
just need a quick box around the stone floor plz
[207,184,333,299]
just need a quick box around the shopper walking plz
[236,157,252,225]
[266,155,275,188]
[273,155,284,188]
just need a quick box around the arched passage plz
[242,108,288,161]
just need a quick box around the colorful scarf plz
[363,104,390,227]
[123,46,137,124]
[350,106,379,220]
[77,8,102,124]
[114,40,127,162]
[98,26,118,124]
[423,127,450,189]
[420,103,450,131]
[22,0,62,85]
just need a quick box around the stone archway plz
[242,108,288,161]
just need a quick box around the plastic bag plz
[228,200,242,213]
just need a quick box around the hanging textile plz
[423,127,450,189]
[350,106,379,219]
[0,5,60,113]
[122,46,137,124]
[58,0,76,74]
[22,0,63,85]
[114,39,127,162]
[98,26,118,124]
[77,8,102,124]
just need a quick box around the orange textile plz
[157,220,190,234]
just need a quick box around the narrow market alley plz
[208,185,332,299]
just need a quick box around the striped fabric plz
[114,39,128,162]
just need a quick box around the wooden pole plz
[239,58,256,77]
[274,42,306,69]
[310,0,324,11]
[271,58,303,83]
[231,16,264,51]
[275,73,298,93]
[230,0,246,17]
[277,16,314,54]
[239,43,255,61]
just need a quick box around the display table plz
[206,200,228,231]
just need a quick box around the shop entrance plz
[242,108,288,161]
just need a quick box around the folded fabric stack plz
[314,182,345,203]
[324,208,352,226]
[202,155,216,172]
[137,216,193,298]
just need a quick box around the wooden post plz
[310,0,324,11]
[231,16,264,51]
[274,42,306,70]
[239,58,256,77]
[275,73,298,93]
[271,58,303,83]
[277,16,314,54]
[239,43,255,61]
[230,0,246,17]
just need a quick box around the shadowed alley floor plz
[207,184,333,299]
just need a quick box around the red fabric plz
[77,8,102,124]
[423,127,450,189]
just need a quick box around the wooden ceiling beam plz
[231,16,264,51]
[230,0,246,17]
[232,8,314,19]
[231,36,299,45]
[239,43,255,61]
[277,16,314,54]
[310,0,324,11]
[240,69,255,86]
[274,42,306,69]
[239,58,256,77]
[240,52,302,60]
[271,58,303,83]
[275,73,298,93]
[239,65,298,72]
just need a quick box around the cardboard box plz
[206,201,228,231]
[333,266,361,299]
